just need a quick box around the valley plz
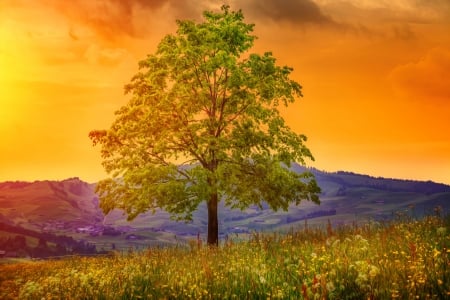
[1,166,449,254]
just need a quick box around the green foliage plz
[89,5,320,242]
[1,216,449,299]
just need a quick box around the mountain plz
[1,167,449,250]
[0,178,103,232]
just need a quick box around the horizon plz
[1,167,449,187]
[1,1,449,185]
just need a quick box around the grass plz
[0,214,449,299]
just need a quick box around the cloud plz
[43,0,204,42]
[389,48,450,102]
[392,24,415,40]
[235,0,337,26]
[230,0,381,37]
[84,44,128,67]
[43,0,154,40]
[325,0,450,24]
[413,0,450,21]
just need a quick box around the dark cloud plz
[41,0,375,42]
[235,0,337,26]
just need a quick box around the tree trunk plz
[207,192,219,246]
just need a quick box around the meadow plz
[0,213,449,299]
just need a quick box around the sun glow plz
[0,1,449,183]
[0,20,28,130]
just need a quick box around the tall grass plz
[1,214,449,299]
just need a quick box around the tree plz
[89,5,320,246]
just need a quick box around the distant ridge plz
[1,169,448,194]
[291,165,450,194]
[315,170,450,194]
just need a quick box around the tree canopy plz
[89,5,320,245]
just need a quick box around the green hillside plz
[1,167,449,251]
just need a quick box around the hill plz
[0,178,103,232]
[1,166,449,250]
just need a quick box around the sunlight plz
[0,21,34,133]
[0,23,21,129]
[0,21,22,81]
[0,81,20,131]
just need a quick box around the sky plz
[0,0,449,184]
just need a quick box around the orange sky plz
[1,0,449,184]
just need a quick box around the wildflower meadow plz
[1,214,449,299]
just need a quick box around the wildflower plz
[326,281,335,292]
[433,248,440,258]
[275,289,284,298]
[436,227,446,236]
[356,273,368,286]
[391,289,400,298]
[369,265,379,278]
[332,239,340,248]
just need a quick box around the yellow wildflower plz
[433,248,440,258]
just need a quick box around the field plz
[0,213,449,299]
